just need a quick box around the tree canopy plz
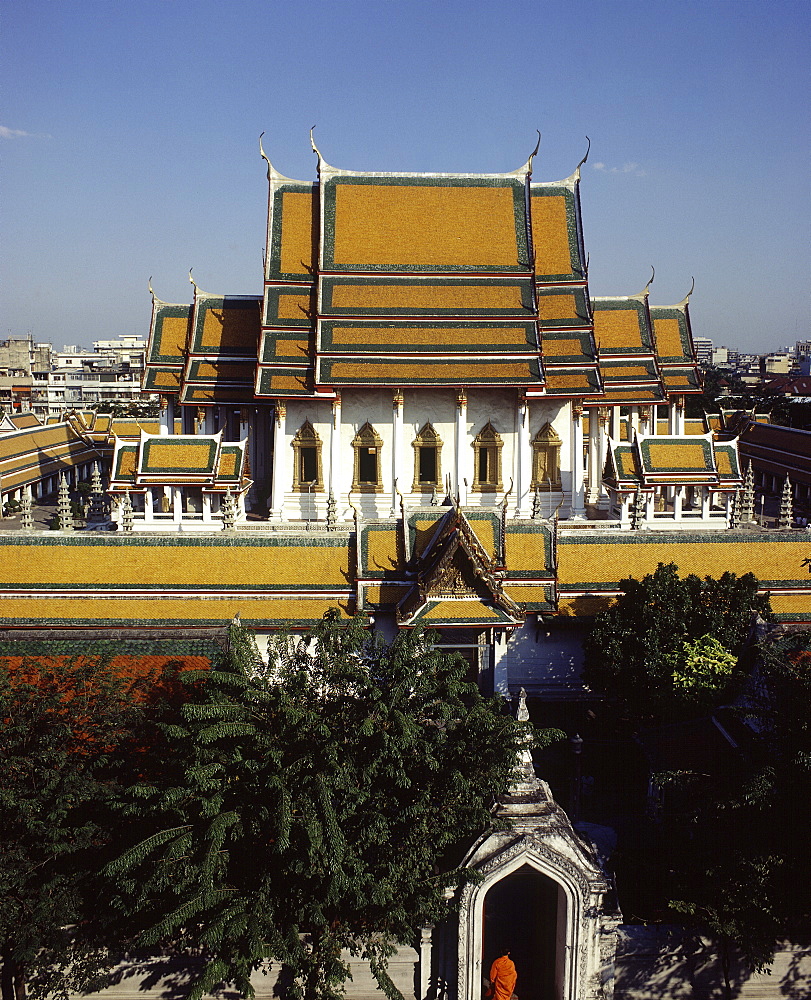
[104,613,552,1000]
[0,652,155,1000]
[582,562,771,722]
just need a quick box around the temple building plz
[2,137,811,1000]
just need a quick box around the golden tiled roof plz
[530,190,576,277]
[327,180,525,271]
[324,279,531,314]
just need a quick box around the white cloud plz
[0,126,34,139]
[591,159,646,177]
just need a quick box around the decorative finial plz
[259,131,269,166]
[189,268,197,291]
[310,125,320,157]
[574,136,591,179]
[637,266,655,298]
[527,130,541,173]
[148,276,154,297]
[676,276,696,309]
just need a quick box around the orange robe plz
[489,955,517,1000]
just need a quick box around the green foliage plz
[0,654,149,999]
[647,630,811,994]
[106,613,547,1000]
[583,563,770,721]
[670,635,737,713]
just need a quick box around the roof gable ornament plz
[676,276,696,311]
[526,130,542,176]
[573,135,591,182]
[635,265,655,300]
[397,506,521,624]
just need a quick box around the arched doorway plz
[482,865,561,1000]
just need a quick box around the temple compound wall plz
[3,137,811,998]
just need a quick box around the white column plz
[159,398,170,434]
[701,487,711,520]
[638,406,651,438]
[202,493,212,523]
[629,406,640,438]
[143,488,154,524]
[270,402,287,520]
[172,487,183,523]
[329,392,341,498]
[391,389,403,515]
[570,401,586,517]
[675,396,685,435]
[586,410,599,504]
[515,394,531,517]
[455,389,468,504]
[595,407,610,508]
[673,485,683,520]
[419,927,433,1000]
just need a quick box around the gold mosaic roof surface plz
[644,441,711,471]
[327,281,527,313]
[558,537,811,590]
[325,324,532,348]
[594,307,647,352]
[197,302,260,353]
[278,190,319,277]
[537,293,580,322]
[7,541,351,589]
[530,194,572,275]
[331,184,521,270]
[142,440,216,473]
[0,597,350,626]
[652,316,686,359]
[152,313,189,361]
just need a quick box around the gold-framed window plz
[352,422,383,493]
[471,421,503,492]
[291,419,323,491]
[411,423,443,491]
[531,421,562,490]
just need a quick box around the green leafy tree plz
[663,630,811,998]
[583,563,770,721]
[0,653,151,1000]
[105,614,557,1000]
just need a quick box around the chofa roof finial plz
[527,130,541,173]
[677,276,696,309]
[637,265,655,298]
[189,268,198,291]
[575,136,591,179]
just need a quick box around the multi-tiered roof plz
[143,139,701,406]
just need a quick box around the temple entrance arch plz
[459,844,582,1000]
[483,865,561,1000]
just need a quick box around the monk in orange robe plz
[488,952,517,1000]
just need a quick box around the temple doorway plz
[482,865,561,1000]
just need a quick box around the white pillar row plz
[515,394,531,517]
[455,388,468,504]
[570,400,586,518]
[329,392,341,499]
[391,389,404,515]
[270,402,287,521]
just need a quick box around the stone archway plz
[483,864,561,1000]
[452,771,620,1000]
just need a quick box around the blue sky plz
[1,0,808,353]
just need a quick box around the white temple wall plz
[495,620,586,698]
[465,387,518,508]
[275,398,333,520]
